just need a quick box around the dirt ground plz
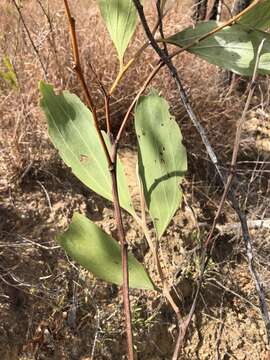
[1,1,270,359]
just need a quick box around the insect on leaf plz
[39,81,134,215]
[135,91,187,239]
[97,0,139,65]
[58,213,155,290]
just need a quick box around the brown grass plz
[1,0,270,359]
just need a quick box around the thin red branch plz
[63,1,134,358]
[110,167,134,360]
[63,0,112,169]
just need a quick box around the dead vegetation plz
[0,0,270,359]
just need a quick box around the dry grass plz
[1,0,270,359]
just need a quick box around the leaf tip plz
[56,212,82,247]
[38,81,54,97]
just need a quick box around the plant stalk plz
[63,0,112,168]
[63,1,134,357]
[110,163,134,360]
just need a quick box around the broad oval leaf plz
[135,91,187,239]
[239,0,270,30]
[97,0,138,64]
[58,212,155,290]
[167,21,270,76]
[39,82,134,215]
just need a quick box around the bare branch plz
[132,0,270,356]
[11,0,48,80]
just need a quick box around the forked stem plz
[63,0,112,168]
[63,1,134,358]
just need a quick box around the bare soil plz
[1,1,270,359]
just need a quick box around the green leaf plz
[39,81,133,215]
[135,91,187,239]
[166,21,270,76]
[239,0,270,30]
[97,0,138,64]
[58,213,155,290]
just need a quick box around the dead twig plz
[217,219,270,233]
[36,180,52,212]
[205,39,266,249]
[36,0,65,82]
[11,0,48,80]
[131,2,219,358]
[132,1,270,356]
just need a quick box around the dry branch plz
[132,0,270,357]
